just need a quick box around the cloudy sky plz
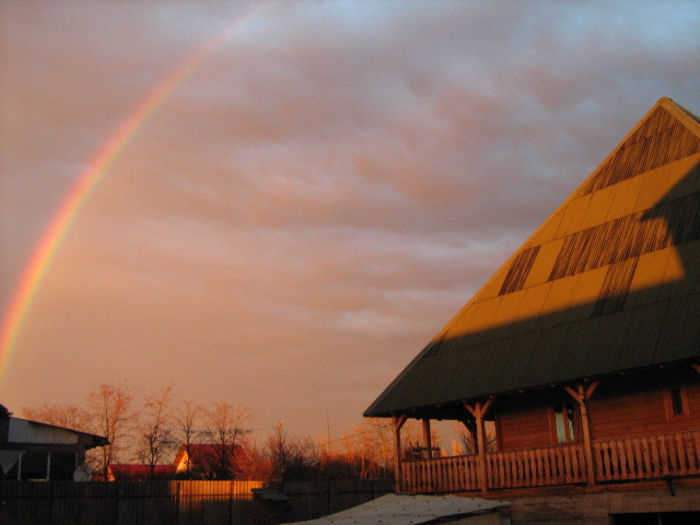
[1,1,698,440]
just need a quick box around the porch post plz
[393,415,407,493]
[421,419,432,458]
[465,400,493,494]
[565,382,599,486]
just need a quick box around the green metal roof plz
[365,98,700,418]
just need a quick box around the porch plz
[398,429,700,493]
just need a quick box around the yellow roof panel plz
[580,183,617,230]
[555,193,591,238]
[523,238,565,289]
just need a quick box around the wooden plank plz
[498,451,506,488]
[579,445,587,482]
[609,440,620,480]
[631,438,643,479]
[622,439,634,479]
[687,432,699,472]
[556,447,564,483]
[563,447,573,483]
[659,434,670,476]
[523,450,531,486]
[508,452,515,488]
[516,451,523,487]
[534,448,542,485]
[676,433,687,475]
[640,437,651,478]
[649,435,660,477]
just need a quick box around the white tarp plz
[288,493,510,525]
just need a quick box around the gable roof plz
[365,97,700,418]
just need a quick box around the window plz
[670,389,684,415]
[554,403,576,443]
[664,387,689,421]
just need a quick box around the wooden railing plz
[399,430,700,493]
[593,431,700,482]
[486,443,586,489]
[401,454,479,493]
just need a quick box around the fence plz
[0,478,393,525]
[279,479,394,523]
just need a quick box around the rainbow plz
[0,2,273,385]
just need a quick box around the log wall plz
[590,382,700,440]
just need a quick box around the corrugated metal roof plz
[365,98,700,418]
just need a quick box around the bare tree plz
[453,420,497,455]
[86,383,137,479]
[173,399,202,477]
[265,421,318,482]
[22,404,92,432]
[135,385,176,479]
[202,402,252,479]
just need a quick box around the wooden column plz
[393,415,407,493]
[422,418,432,458]
[565,381,599,486]
[464,400,493,493]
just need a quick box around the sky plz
[1,1,699,443]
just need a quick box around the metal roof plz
[287,494,509,525]
[365,98,700,418]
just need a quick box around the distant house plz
[107,463,175,481]
[0,404,107,480]
[365,97,700,508]
[105,443,250,481]
[174,443,249,479]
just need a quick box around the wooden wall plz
[590,381,699,440]
[496,402,553,452]
[492,368,699,452]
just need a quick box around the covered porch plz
[390,372,700,494]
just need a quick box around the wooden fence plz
[279,479,394,523]
[0,478,393,525]
[0,480,263,525]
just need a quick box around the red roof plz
[174,443,249,478]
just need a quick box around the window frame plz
[551,402,578,444]
[663,386,690,422]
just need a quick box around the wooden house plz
[173,443,248,479]
[364,97,700,499]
